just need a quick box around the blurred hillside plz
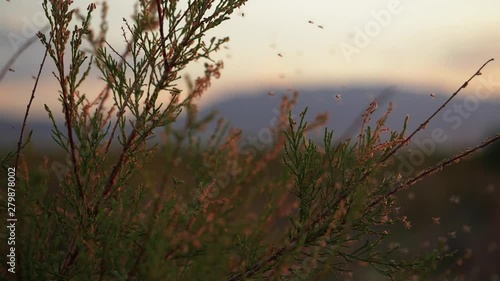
[1,84,499,152]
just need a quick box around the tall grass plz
[1,0,499,280]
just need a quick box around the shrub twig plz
[14,34,51,171]
[381,58,495,162]
[368,132,500,209]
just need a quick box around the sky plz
[1,0,500,121]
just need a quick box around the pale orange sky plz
[1,0,500,120]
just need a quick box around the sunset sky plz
[1,0,500,121]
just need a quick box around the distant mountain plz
[1,85,500,152]
[196,86,500,149]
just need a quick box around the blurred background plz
[1,0,499,279]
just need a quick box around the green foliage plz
[0,0,498,280]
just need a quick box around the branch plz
[155,0,169,73]
[351,58,495,199]
[227,244,292,281]
[368,132,500,209]
[14,35,50,170]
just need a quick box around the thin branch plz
[94,1,188,114]
[52,37,86,206]
[381,58,495,163]
[59,223,83,277]
[14,35,50,170]
[125,4,213,279]
[351,58,495,199]
[227,244,291,281]
[95,37,134,114]
[368,132,500,209]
